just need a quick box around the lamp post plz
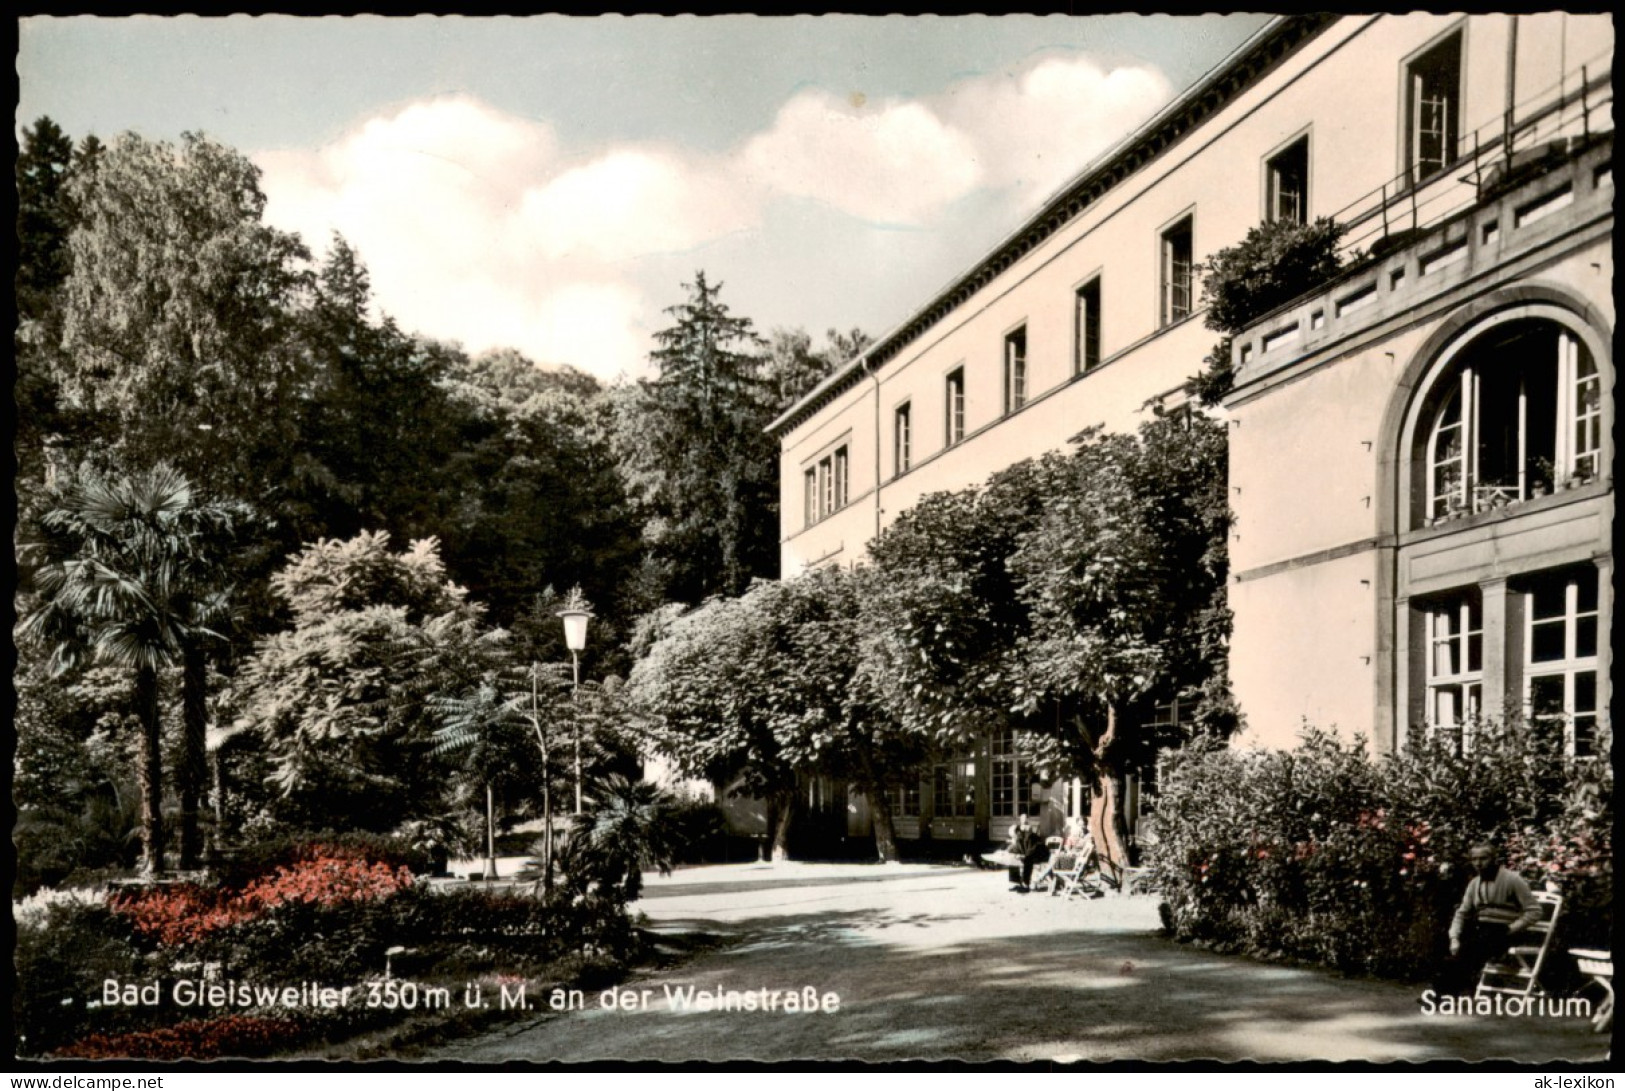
[558,598,592,815]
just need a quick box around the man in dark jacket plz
[1435,841,1544,995]
[1004,814,1047,893]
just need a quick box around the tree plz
[860,417,1231,879]
[1005,416,1233,876]
[617,273,777,601]
[565,775,681,901]
[628,570,925,862]
[627,589,801,859]
[775,567,926,862]
[15,118,97,514]
[56,132,311,497]
[18,464,246,875]
[227,532,502,833]
[430,680,536,880]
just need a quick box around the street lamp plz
[557,596,593,815]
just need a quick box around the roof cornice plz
[768,13,1338,438]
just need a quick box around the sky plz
[18,14,1273,382]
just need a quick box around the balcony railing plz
[1331,51,1612,260]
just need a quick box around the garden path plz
[445,861,1609,1064]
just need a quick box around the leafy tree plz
[227,532,502,833]
[628,570,925,862]
[762,326,873,412]
[56,132,311,496]
[863,458,1052,742]
[861,418,1231,877]
[1005,416,1232,873]
[15,118,98,514]
[775,567,926,862]
[617,273,776,601]
[18,464,247,875]
[626,588,800,858]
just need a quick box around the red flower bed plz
[55,1015,303,1060]
[110,846,414,945]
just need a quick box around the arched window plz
[1418,318,1603,522]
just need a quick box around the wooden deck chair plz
[1476,890,1563,1000]
[1037,838,1106,900]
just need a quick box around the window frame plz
[1419,318,1603,523]
[1263,131,1311,225]
[1402,25,1465,186]
[1003,325,1028,416]
[990,729,1042,820]
[945,366,966,446]
[1422,589,1483,752]
[893,401,912,479]
[1074,275,1102,375]
[1159,213,1195,328]
[1522,568,1601,758]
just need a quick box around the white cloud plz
[253,55,1174,381]
[936,56,1173,199]
[739,91,982,225]
[519,148,759,262]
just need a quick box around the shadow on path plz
[448,864,1608,1064]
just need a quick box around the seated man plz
[1003,813,1048,893]
[1434,841,1543,996]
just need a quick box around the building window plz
[945,368,965,446]
[1424,590,1483,752]
[1003,327,1028,415]
[991,730,1041,819]
[803,468,818,528]
[1524,567,1600,757]
[1075,278,1102,374]
[833,446,849,510]
[888,781,921,818]
[1266,135,1309,224]
[1407,31,1462,184]
[819,455,833,518]
[1421,320,1602,521]
[893,403,911,478]
[1160,216,1194,327]
[932,757,976,818]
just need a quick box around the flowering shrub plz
[56,1016,303,1060]
[109,846,414,946]
[1154,721,1611,979]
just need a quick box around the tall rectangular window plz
[1075,278,1101,374]
[832,446,849,510]
[803,468,818,528]
[1525,567,1600,757]
[1003,327,1027,415]
[1425,591,1483,752]
[893,402,911,477]
[991,730,1041,819]
[1407,32,1462,184]
[933,757,976,818]
[1266,136,1309,224]
[818,456,832,519]
[1160,217,1194,327]
[945,368,965,446]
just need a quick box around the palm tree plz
[18,463,243,876]
[570,775,680,901]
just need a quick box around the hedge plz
[1151,721,1611,982]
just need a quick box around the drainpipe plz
[1504,15,1519,160]
[869,358,882,544]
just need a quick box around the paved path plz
[446,861,1609,1064]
